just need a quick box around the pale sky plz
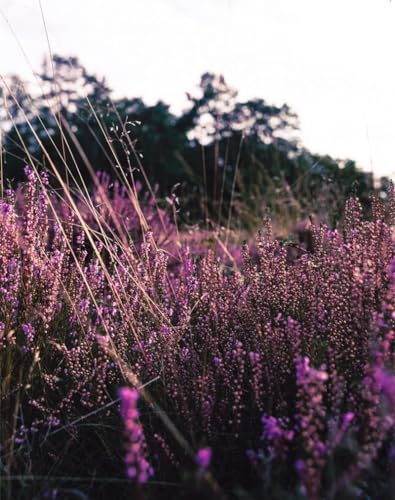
[1,0,395,177]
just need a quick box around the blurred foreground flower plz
[196,447,212,473]
[119,387,153,484]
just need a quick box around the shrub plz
[1,169,395,499]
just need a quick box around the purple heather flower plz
[24,165,35,182]
[21,323,35,352]
[342,412,354,428]
[261,415,283,441]
[294,459,305,475]
[213,356,222,366]
[47,416,60,427]
[196,447,212,471]
[315,441,327,456]
[119,387,153,483]
[249,351,260,365]
[373,367,395,411]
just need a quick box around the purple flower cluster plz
[21,323,35,353]
[196,447,212,472]
[2,169,395,498]
[119,387,153,483]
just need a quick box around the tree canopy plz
[0,54,377,227]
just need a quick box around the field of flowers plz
[1,166,395,499]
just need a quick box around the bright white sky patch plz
[1,0,395,177]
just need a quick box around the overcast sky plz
[1,0,395,177]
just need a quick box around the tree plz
[179,72,299,148]
[0,57,378,228]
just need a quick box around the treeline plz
[0,55,383,228]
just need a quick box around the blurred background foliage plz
[0,54,385,231]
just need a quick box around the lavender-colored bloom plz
[2,167,395,498]
[294,459,305,475]
[373,367,395,411]
[213,356,222,366]
[245,449,256,462]
[21,323,35,352]
[119,387,153,483]
[196,447,212,471]
[342,412,354,428]
[261,415,283,441]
